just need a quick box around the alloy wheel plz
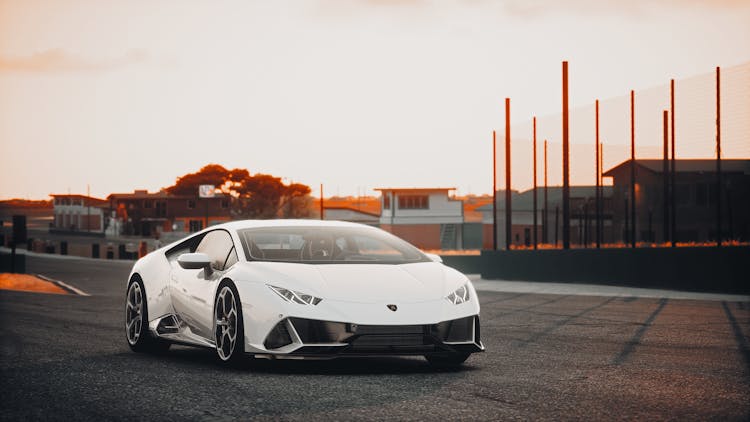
[215,286,238,360]
[126,282,143,345]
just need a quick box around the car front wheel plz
[214,281,245,365]
[125,276,170,353]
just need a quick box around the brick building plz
[108,190,232,236]
[603,159,750,243]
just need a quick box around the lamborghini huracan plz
[125,220,484,366]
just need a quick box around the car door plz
[170,229,238,341]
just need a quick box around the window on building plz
[383,194,390,210]
[695,184,708,207]
[188,199,196,209]
[708,184,718,206]
[144,199,153,209]
[398,195,429,210]
[156,202,167,218]
[675,184,690,206]
[221,199,229,209]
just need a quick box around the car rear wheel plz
[125,276,170,353]
[425,352,470,368]
[214,281,245,365]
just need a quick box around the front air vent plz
[264,320,293,349]
[156,315,179,334]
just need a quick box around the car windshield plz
[237,226,430,264]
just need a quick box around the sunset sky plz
[1,0,749,200]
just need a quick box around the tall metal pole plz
[544,140,549,245]
[595,100,601,248]
[670,79,676,247]
[505,98,512,250]
[562,61,570,249]
[662,110,669,244]
[624,198,629,245]
[600,143,604,245]
[492,130,498,250]
[554,205,559,247]
[630,90,636,248]
[532,117,538,249]
[319,184,324,220]
[87,184,91,232]
[716,66,722,247]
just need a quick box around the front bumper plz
[255,315,484,359]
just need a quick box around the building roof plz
[322,206,381,218]
[107,190,171,200]
[476,186,613,212]
[107,189,228,200]
[323,197,381,216]
[374,187,456,193]
[603,159,750,176]
[50,194,109,206]
[462,196,493,222]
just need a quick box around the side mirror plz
[178,253,212,271]
[424,252,443,263]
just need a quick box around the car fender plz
[128,250,173,325]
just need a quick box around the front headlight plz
[446,283,470,305]
[268,285,322,305]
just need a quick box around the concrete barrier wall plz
[0,252,26,273]
[480,246,750,294]
[440,255,484,274]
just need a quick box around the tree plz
[165,164,313,218]
[165,164,230,196]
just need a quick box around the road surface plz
[1,254,748,420]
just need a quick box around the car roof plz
[214,219,373,231]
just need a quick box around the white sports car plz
[125,220,484,366]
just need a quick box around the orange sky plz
[1,0,749,200]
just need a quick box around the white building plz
[51,194,108,233]
[376,188,464,250]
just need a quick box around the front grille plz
[350,334,426,347]
[284,315,480,355]
[354,324,424,336]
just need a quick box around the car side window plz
[195,230,235,271]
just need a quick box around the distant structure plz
[376,188,464,250]
[603,159,750,243]
[50,194,108,233]
[478,187,613,248]
[107,190,232,236]
[322,197,381,226]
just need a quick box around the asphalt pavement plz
[1,254,749,421]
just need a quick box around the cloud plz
[0,48,150,73]
[498,0,750,18]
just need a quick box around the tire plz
[214,280,245,366]
[425,352,470,368]
[125,275,170,353]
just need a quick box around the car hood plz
[232,261,467,304]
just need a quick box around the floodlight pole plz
[562,61,570,249]
[492,130,498,250]
[505,98,512,250]
[716,66,722,247]
[532,117,538,249]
